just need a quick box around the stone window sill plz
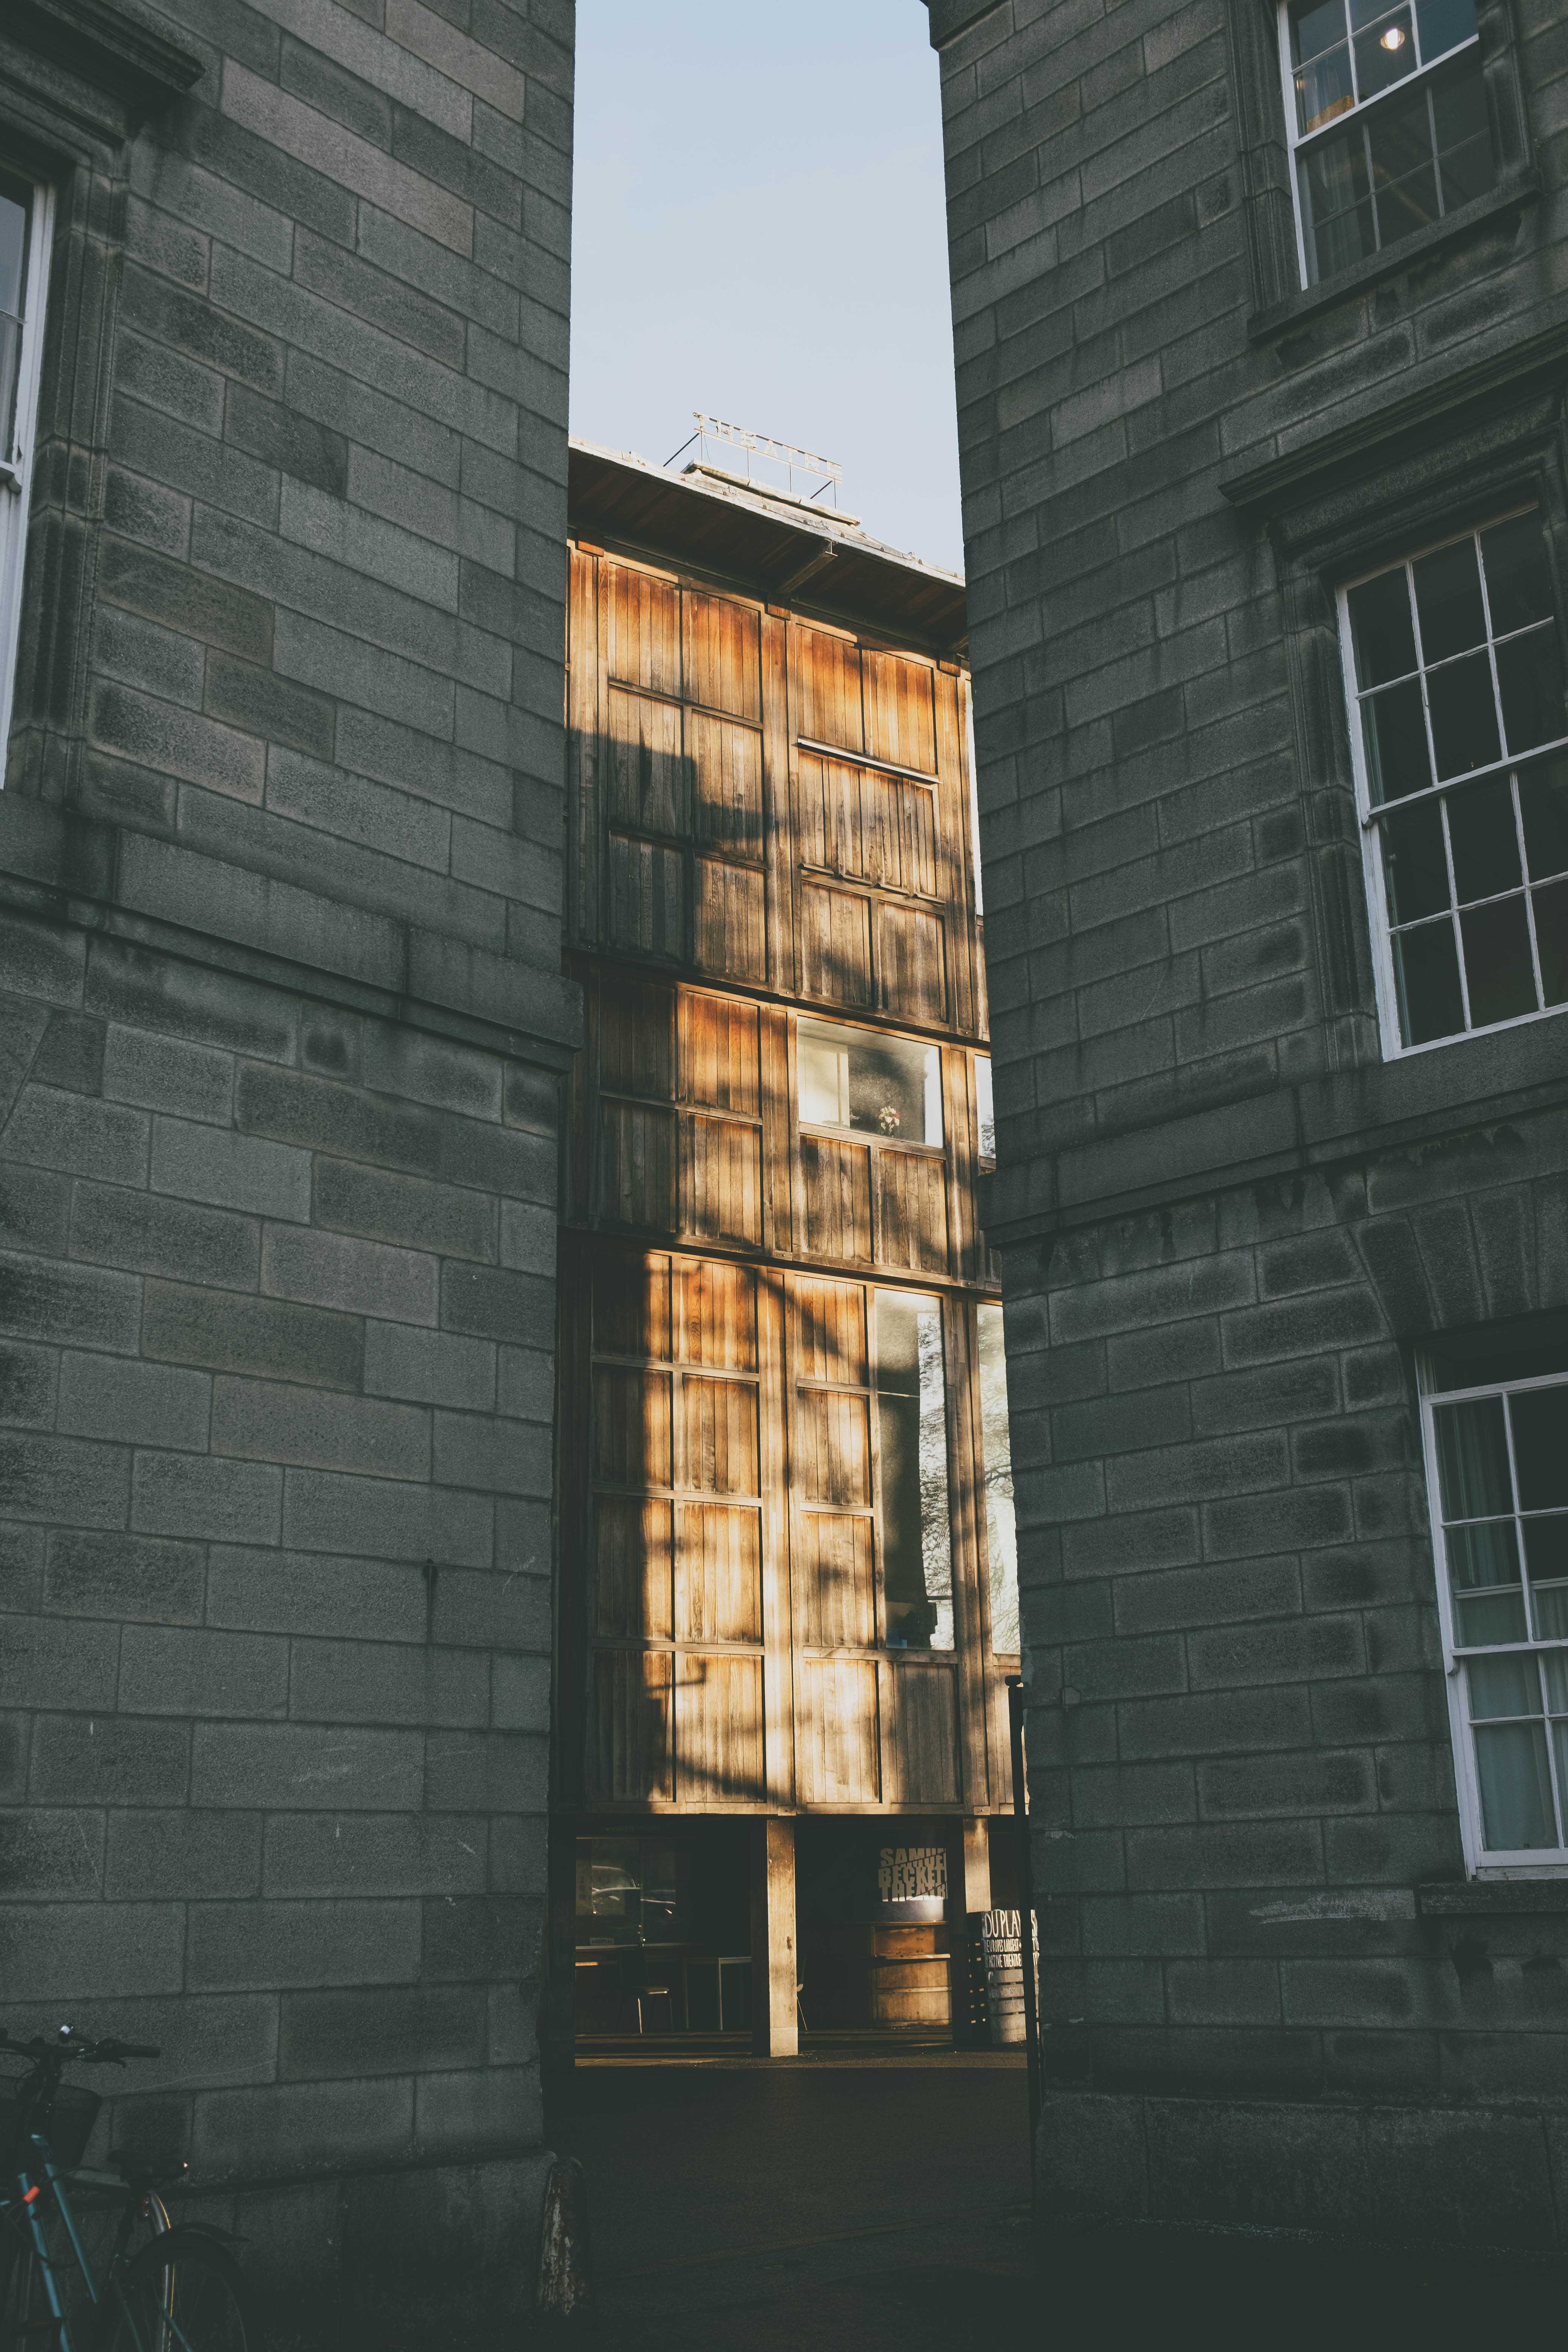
[1247,170,1540,344]
[1417,1878,1568,1916]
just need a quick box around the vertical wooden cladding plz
[800,1134,872,1264]
[593,983,764,1250]
[797,1657,880,1804]
[875,1149,949,1277]
[604,562,681,698]
[675,1654,764,1805]
[585,1248,768,1807]
[886,1663,959,1807]
[799,884,873,1010]
[791,1275,867,1387]
[798,754,937,899]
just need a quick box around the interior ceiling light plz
[1380,24,1407,46]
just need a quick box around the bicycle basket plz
[0,2079,101,2172]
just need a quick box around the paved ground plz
[546,2052,1034,2350]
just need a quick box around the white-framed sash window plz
[1421,1350,1568,1875]
[0,165,51,769]
[1280,0,1495,286]
[1336,508,1568,1056]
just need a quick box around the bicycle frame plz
[4,2132,170,2352]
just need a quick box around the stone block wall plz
[928,0,1568,2244]
[0,0,575,2311]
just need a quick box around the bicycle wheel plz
[103,2229,254,2352]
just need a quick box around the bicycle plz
[0,2024,255,2350]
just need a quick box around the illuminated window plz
[875,1290,952,1650]
[975,1055,995,1165]
[797,1018,942,1145]
[976,1302,1018,1655]
[1281,0,1494,286]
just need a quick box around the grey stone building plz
[930,0,1568,2249]
[0,0,573,2321]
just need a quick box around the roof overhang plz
[568,439,968,662]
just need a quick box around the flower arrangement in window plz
[877,1105,901,1134]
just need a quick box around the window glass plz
[1341,512,1568,1050]
[1424,1365,1568,1864]
[0,179,26,456]
[976,1302,1018,1655]
[1282,0,1493,286]
[875,1290,952,1649]
[975,1055,995,1164]
[575,1836,689,1945]
[798,1019,942,1144]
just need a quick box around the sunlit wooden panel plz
[694,858,765,983]
[876,1150,949,1276]
[605,563,680,697]
[863,648,937,776]
[797,1656,879,1804]
[686,1114,762,1248]
[678,1503,762,1642]
[795,1510,875,1649]
[791,1277,867,1386]
[606,688,686,836]
[598,1100,676,1231]
[690,710,763,859]
[593,1251,671,1362]
[676,1257,757,1370]
[800,882,872,1006]
[800,1133,872,1263]
[600,977,675,1100]
[793,1388,871,1507]
[593,1495,674,1640]
[799,757,937,902]
[888,1661,959,1806]
[675,1654,764,1804]
[607,832,684,962]
[876,902,946,1025]
[586,1648,672,1801]
[685,590,761,721]
[593,1365,672,1488]
[975,912,990,1041]
[681,1375,760,1496]
[795,626,863,753]
[681,992,760,1116]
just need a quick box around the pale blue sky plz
[569,2,964,575]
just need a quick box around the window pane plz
[1427,652,1501,777]
[1382,798,1450,925]
[1444,773,1520,902]
[1525,1517,1568,1638]
[1519,758,1568,881]
[1353,0,1416,98]
[1447,1519,1525,1643]
[0,183,25,455]
[1413,0,1476,57]
[1533,879,1568,1005]
[1508,1387,1568,1511]
[1349,568,1418,686]
[1480,513,1554,636]
[1393,917,1463,1041]
[1362,677,1431,799]
[975,1055,995,1164]
[1369,86,1442,244]
[1469,1651,1542,1716]
[1413,537,1488,662]
[798,1031,848,1128]
[1302,129,1375,281]
[1473,1720,1556,1848]
[976,1303,1018,1656]
[876,1292,952,1650]
[1545,1649,1568,1710]
[1496,628,1567,757]
[798,1022,942,1144]
[1460,896,1537,1024]
[1435,1395,1513,1518]
[1290,0,1355,130]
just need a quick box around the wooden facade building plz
[553,442,1017,2053]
